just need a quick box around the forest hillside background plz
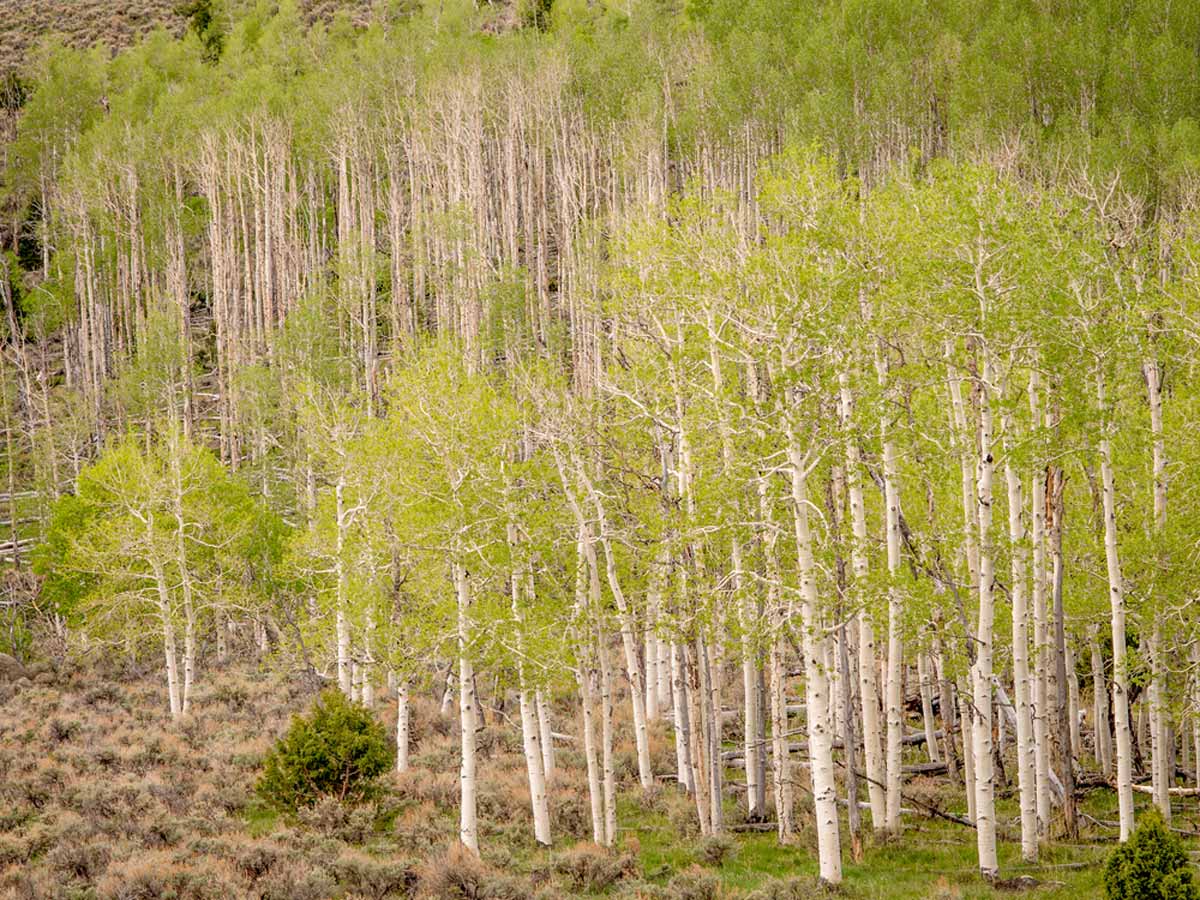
[5,1,1200,899]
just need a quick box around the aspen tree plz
[1003,400,1038,861]
[1097,364,1136,840]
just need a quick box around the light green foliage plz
[34,429,282,639]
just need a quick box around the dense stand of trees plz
[6,0,1200,886]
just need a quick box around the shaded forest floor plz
[0,657,1186,898]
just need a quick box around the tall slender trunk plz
[672,641,695,794]
[561,453,654,789]
[685,637,713,836]
[881,423,904,836]
[579,657,605,844]
[1004,415,1037,862]
[1030,463,1052,834]
[918,651,940,763]
[839,618,864,861]
[1145,357,1170,821]
[960,681,977,822]
[1098,371,1135,841]
[336,475,351,696]
[1049,466,1077,838]
[153,554,182,720]
[787,427,841,884]
[454,559,479,854]
[972,352,998,879]
[760,472,794,843]
[536,690,555,779]
[1091,625,1113,776]
[396,678,410,773]
[839,371,887,828]
[599,629,617,847]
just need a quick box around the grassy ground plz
[0,655,1189,898]
[620,785,1131,899]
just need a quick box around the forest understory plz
[0,654,1150,900]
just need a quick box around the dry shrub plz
[903,776,957,817]
[697,833,736,866]
[411,737,460,772]
[744,876,858,899]
[475,724,522,758]
[257,859,338,900]
[296,797,380,844]
[95,849,235,900]
[331,848,419,899]
[665,789,701,838]
[666,866,722,900]
[548,787,592,841]
[416,843,525,899]
[46,833,111,882]
[393,801,453,854]
[396,768,459,810]
[476,768,531,822]
[553,842,638,892]
[46,717,81,744]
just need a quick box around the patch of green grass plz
[614,784,1177,899]
[241,799,280,837]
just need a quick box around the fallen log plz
[1130,783,1200,797]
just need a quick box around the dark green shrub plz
[256,689,392,812]
[1104,808,1200,900]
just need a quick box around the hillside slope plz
[0,0,375,76]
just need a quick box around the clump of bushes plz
[256,689,392,812]
[698,833,736,866]
[553,843,638,891]
[416,843,525,899]
[1104,808,1200,900]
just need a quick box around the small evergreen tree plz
[1104,809,1200,900]
[257,689,392,812]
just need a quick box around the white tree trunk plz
[1030,465,1052,834]
[579,660,605,845]
[840,371,886,828]
[769,631,795,843]
[336,476,351,697]
[1004,429,1038,862]
[536,690,555,778]
[599,636,617,846]
[882,431,904,835]
[396,679,410,773]
[454,560,479,854]
[1066,643,1081,765]
[1091,625,1113,776]
[1145,358,1170,822]
[972,354,998,879]
[645,594,660,722]
[787,430,841,884]
[519,678,552,845]
[671,642,694,793]
[566,458,654,790]
[1098,372,1135,841]
[918,652,940,764]
[960,681,977,823]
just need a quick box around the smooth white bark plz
[454,560,479,854]
[787,429,841,884]
[1004,423,1037,862]
[1098,372,1135,841]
